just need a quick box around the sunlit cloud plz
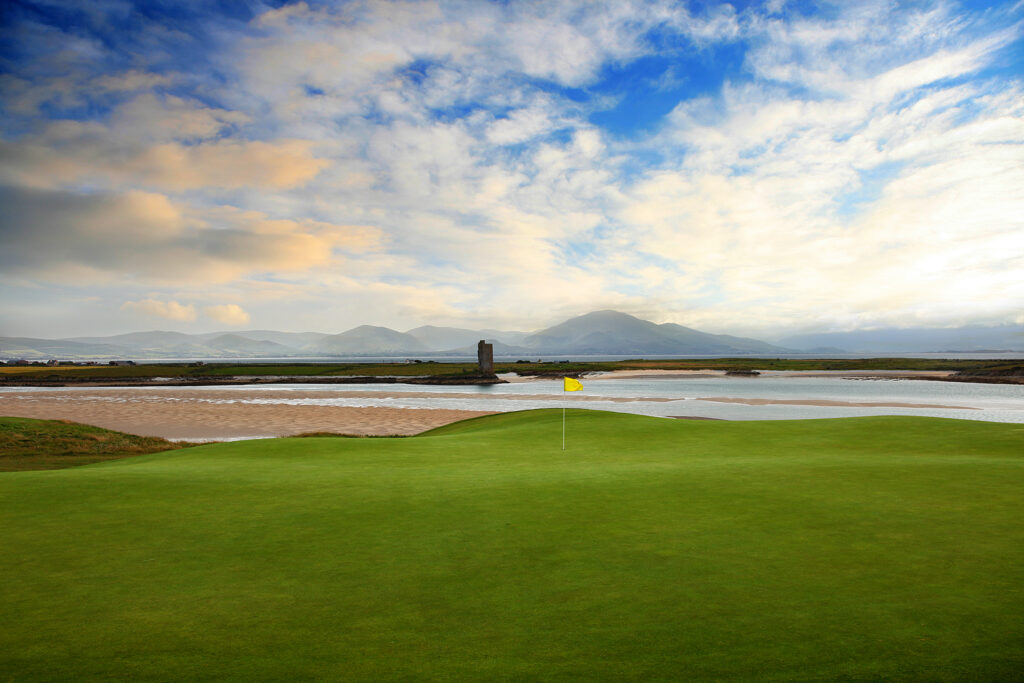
[0,0,1021,337]
[204,304,251,326]
[0,186,382,284]
[121,299,197,322]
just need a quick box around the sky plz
[1,0,1022,340]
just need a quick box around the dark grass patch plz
[0,417,198,471]
[5,358,1024,384]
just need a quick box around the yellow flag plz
[563,376,583,392]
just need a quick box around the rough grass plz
[1,410,1022,680]
[4,358,1023,382]
[0,417,195,471]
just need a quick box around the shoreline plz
[0,391,497,440]
[585,368,1023,384]
[2,380,1002,441]
[0,374,508,388]
[3,368,1020,388]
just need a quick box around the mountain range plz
[3,310,1023,360]
[777,324,1024,353]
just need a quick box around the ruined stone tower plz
[477,339,494,375]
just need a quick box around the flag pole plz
[561,376,582,451]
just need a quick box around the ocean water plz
[10,373,1019,423]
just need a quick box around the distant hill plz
[67,331,195,348]
[523,311,787,355]
[8,312,1022,361]
[405,326,498,351]
[0,337,130,360]
[779,324,1024,353]
[204,334,296,356]
[406,325,529,354]
[307,326,428,355]
[196,330,330,348]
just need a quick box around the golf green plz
[2,410,1022,680]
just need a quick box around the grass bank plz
[2,411,1022,679]
[3,357,1023,384]
[0,417,194,471]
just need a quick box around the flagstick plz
[562,382,572,451]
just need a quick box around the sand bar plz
[585,369,956,380]
[697,397,978,409]
[586,370,725,380]
[0,389,497,440]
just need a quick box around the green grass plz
[2,411,1023,680]
[4,357,1022,382]
[0,417,193,471]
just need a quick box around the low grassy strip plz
[0,417,195,471]
[4,357,1023,383]
[1,411,1022,679]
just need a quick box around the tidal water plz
[133,352,1024,364]
[13,373,1017,423]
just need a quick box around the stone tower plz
[477,340,494,375]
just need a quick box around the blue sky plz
[1,0,1022,338]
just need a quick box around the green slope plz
[1,411,1022,680]
[0,416,191,471]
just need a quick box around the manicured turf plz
[1,411,1022,680]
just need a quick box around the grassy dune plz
[3,357,1022,382]
[0,417,192,471]
[1,411,1022,680]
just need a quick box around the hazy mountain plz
[9,312,1021,361]
[308,326,428,355]
[0,336,129,360]
[444,340,532,356]
[200,330,331,348]
[62,330,299,358]
[479,328,530,346]
[406,326,493,350]
[523,310,787,355]
[204,334,296,356]
[779,324,1024,352]
[67,330,196,348]
[405,325,527,351]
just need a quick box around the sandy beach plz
[0,386,697,440]
[585,369,957,380]
[2,377,995,441]
[698,397,978,410]
[0,389,498,440]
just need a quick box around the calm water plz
[132,352,1024,363]
[9,373,1020,423]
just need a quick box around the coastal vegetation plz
[2,357,1023,385]
[0,417,193,472]
[2,411,1022,679]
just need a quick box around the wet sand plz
[0,379,986,440]
[586,369,727,379]
[0,387,691,440]
[0,389,497,440]
[698,397,978,409]
[587,369,956,380]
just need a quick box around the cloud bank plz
[1,0,1021,337]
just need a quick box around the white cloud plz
[121,299,197,322]
[204,304,251,325]
[0,129,329,192]
[1,0,1021,337]
[93,70,176,93]
[0,186,383,284]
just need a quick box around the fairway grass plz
[2,410,1022,680]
